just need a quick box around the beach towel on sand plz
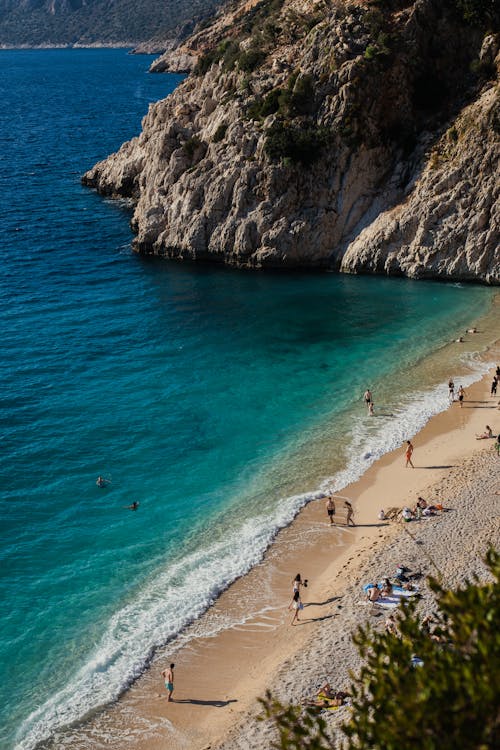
[356,598,398,608]
[376,595,403,608]
[363,583,419,596]
[393,585,419,597]
[360,584,419,608]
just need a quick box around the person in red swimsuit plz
[405,440,414,468]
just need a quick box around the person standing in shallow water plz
[364,389,373,413]
[326,495,336,525]
[405,440,414,468]
[289,589,303,625]
[491,377,498,397]
[457,385,466,407]
[448,379,455,403]
[162,663,175,701]
[344,500,355,526]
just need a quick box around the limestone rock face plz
[149,49,197,73]
[341,84,500,283]
[83,0,500,283]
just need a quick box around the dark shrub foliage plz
[454,0,499,26]
[237,48,266,72]
[264,121,329,166]
[182,135,202,158]
[212,123,228,143]
[261,548,500,750]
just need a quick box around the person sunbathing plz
[312,686,349,708]
[476,425,493,439]
[395,565,410,583]
[381,578,393,596]
[318,683,335,699]
[421,615,444,642]
[385,614,398,635]
[366,584,381,602]
[303,684,335,708]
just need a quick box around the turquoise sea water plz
[0,49,495,750]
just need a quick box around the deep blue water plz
[0,49,495,750]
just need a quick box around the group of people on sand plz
[448,379,466,406]
[411,496,442,520]
[325,495,355,526]
[400,496,443,522]
[304,682,350,709]
[156,364,500,701]
[365,577,394,602]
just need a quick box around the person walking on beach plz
[405,440,414,468]
[344,499,355,526]
[457,385,466,407]
[491,377,498,397]
[326,495,336,525]
[364,389,373,413]
[448,379,455,403]
[292,573,307,594]
[162,663,175,701]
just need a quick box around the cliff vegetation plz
[0,0,220,47]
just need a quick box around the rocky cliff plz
[83,0,500,283]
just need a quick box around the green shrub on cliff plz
[247,89,282,120]
[264,121,329,166]
[182,136,203,158]
[454,0,499,26]
[194,39,238,75]
[237,48,266,73]
[195,39,266,75]
[261,548,500,749]
[289,73,316,116]
[212,124,228,143]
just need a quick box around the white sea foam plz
[321,355,494,495]
[15,357,493,750]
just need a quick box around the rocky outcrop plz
[83,0,500,283]
[341,84,500,282]
[149,47,198,73]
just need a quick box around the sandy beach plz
[53,334,500,750]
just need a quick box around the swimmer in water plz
[96,476,111,488]
[124,501,139,511]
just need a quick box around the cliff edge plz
[83,0,500,283]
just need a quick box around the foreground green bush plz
[261,548,500,749]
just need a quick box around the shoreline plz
[217,419,500,749]
[45,332,500,750]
